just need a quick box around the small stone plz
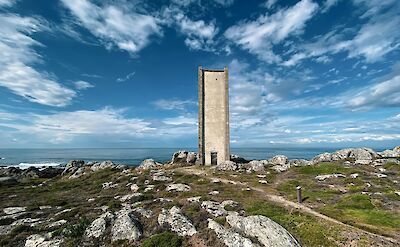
[350,173,359,179]
[48,220,67,228]
[211,178,221,183]
[130,184,139,192]
[258,180,268,184]
[315,174,346,181]
[187,196,202,203]
[209,190,219,195]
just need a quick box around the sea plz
[0,147,386,168]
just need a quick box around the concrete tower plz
[198,67,230,165]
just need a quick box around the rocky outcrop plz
[158,206,197,236]
[0,166,63,181]
[25,234,62,247]
[137,159,162,170]
[244,160,266,172]
[268,155,291,172]
[166,183,191,192]
[62,160,85,175]
[91,161,118,172]
[3,207,26,215]
[84,212,114,239]
[216,161,238,171]
[230,154,249,164]
[226,212,301,247]
[312,148,379,165]
[201,201,227,217]
[170,150,197,165]
[111,209,142,242]
[315,174,346,181]
[379,146,400,158]
[208,219,258,247]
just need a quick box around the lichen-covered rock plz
[268,155,288,165]
[158,206,197,236]
[208,219,258,247]
[289,159,310,167]
[111,209,142,242]
[68,167,85,179]
[186,152,197,164]
[171,150,188,163]
[311,153,332,164]
[349,148,378,160]
[244,160,266,172]
[62,160,84,175]
[25,234,62,247]
[130,184,139,192]
[138,159,162,170]
[226,212,301,247]
[91,160,116,172]
[216,161,238,171]
[166,183,191,192]
[201,201,227,217]
[3,207,26,215]
[315,174,346,181]
[152,174,172,182]
[84,212,114,239]
[132,207,152,218]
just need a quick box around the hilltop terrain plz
[0,147,399,247]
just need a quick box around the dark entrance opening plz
[211,152,218,165]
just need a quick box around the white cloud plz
[61,0,161,54]
[0,14,76,107]
[321,0,341,13]
[74,80,94,90]
[153,99,196,111]
[162,6,218,51]
[117,71,135,82]
[347,75,400,109]
[0,0,16,7]
[0,108,154,144]
[162,116,196,125]
[225,0,318,63]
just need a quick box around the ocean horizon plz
[0,147,389,168]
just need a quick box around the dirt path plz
[175,166,400,245]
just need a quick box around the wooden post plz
[296,186,302,203]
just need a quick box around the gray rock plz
[62,160,84,175]
[289,159,310,167]
[138,159,162,170]
[226,212,300,247]
[102,182,118,189]
[186,152,197,164]
[355,159,371,165]
[311,153,332,164]
[216,161,238,171]
[132,207,152,218]
[111,209,142,242]
[158,206,197,236]
[91,160,116,172]
[208,219,258,247]
[171,150,188,164]
[130,184,139,192]
[245,160,266,172]
[47,220,67,229]
[152,174,172,182]
[3,207,26,215]
[68,167,85,179]
[187,196,202,203]
[230,154,249,163]
[25,234,62,247]
[166,183,191,192]
[315,174,346,181]
[268,155,288,165]
[201,201,227,217]
[85,212,114,239]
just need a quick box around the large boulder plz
[111,209,142,242]
[201,201,227,217]
[138,159,162,170]
[186,152,197,164]
[39,167,63,178]
[348,148,378,160]
[91,160,116,172]
[84,212,114,239]
[208,219,257,247]
[268,155,288,165]
[216,161,238,171]
[379,146,400,158]
[0,177,18,186]
[311,153,332,164]
[171,150,197,165]
[62,160,85,175]
[244,160,266,173]
[158,206,197,237]
[226,212,300,247]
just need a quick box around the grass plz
[140,231,182,247]
[296,162,356,176]
[245,201,339,247]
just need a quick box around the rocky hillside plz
[0,147,399,247]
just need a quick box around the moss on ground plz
[140,231,182,247]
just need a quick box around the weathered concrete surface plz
[198,67,230,165]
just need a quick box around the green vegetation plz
[296,162,356,175]
[140,232,182,247]
[245,201,339,247]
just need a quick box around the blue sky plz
[0,0,399,149]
